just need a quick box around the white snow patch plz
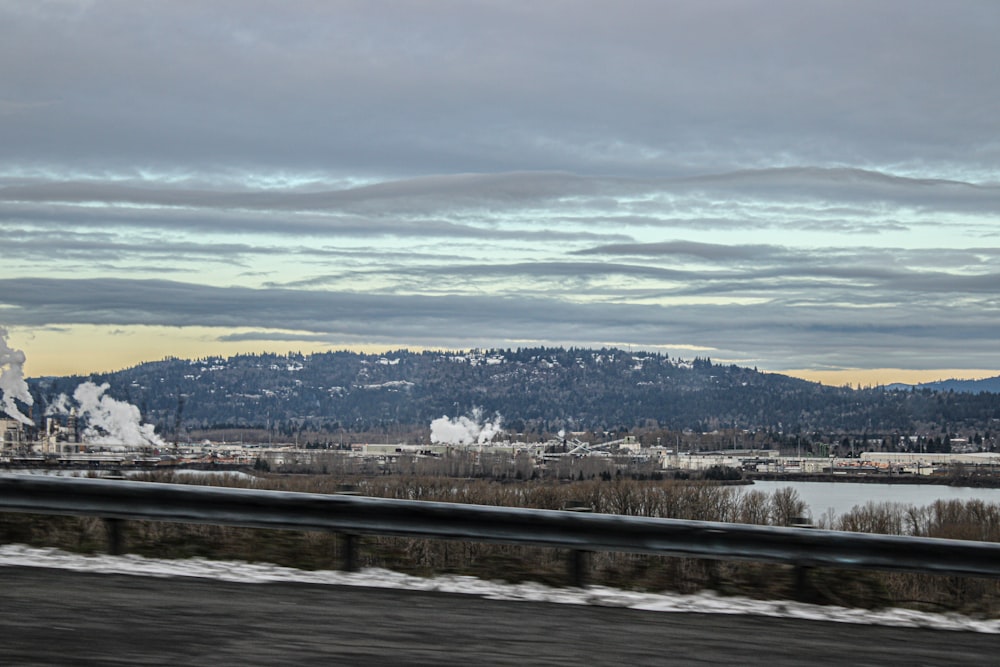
[361,380,414,390]
[0,544,996,633]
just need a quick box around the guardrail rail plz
[3,474,1000,591]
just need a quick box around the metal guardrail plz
[2,474,1000,585]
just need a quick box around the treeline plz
[25,346,1000,438]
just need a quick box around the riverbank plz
[746,471,1000,489]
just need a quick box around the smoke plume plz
[0,328,34,425]
[430,408,504,445]
[49,381,166,447]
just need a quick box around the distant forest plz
[25,347,1000,448]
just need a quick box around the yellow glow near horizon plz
[783,368,1000,388]
[17,325,407,377]
[11,325,997,387]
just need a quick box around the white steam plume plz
[50,381,165,447]
[45,392,71,417]
[0,328,34,425]
[430,408,504,445]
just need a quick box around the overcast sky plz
[2,1,999,384]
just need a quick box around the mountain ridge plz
[23,347,1000,438]
[886,376,1000,394]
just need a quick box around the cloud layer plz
[2,2,999,378]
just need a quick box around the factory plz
[1,413,87,454]
[2,416,33,451]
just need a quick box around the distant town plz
[5,414,1000,486]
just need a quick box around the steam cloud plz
[0,328,34,425]
[49,381,166,447]
[430,408,504,445]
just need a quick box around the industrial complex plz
[4,415,1000,480]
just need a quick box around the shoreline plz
[746,472,1000,489]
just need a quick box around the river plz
[749,480,1000,520]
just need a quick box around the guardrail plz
[3,474,1000,590]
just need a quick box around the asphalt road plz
[0,566,995,666]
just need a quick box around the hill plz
[888,376,1000,394]
[24,347,1000,438]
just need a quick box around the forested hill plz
[26,347,1000,436]
[892,377,1000,394]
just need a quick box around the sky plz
[2,1,1000,386]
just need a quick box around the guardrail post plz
[562,501,593,587]
[569,549,590,588]
[341,533,359,572]
[794,564,814,602]
[335,485,362,572]
[104,518,125,556]
[703,559,720,589]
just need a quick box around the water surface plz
[749,480,1000,520]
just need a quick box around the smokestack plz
[69,408,80,443]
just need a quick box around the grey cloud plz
[572,241,1000,273]
[6,168,1000,216]
[271,247,1000,309]
[404,262,697,281]
[0,225,358,267]
[0,277,676,335]
[0,200,630,246]
[574,241,786,261]
[0,171,600,210]
[2,276,999,372]
[3,235,261,263]
[3,2,1000,378]
[6,170,999,272]
[2,3,999,177]
[672,168,1000,214]
[647,266,1000,301]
